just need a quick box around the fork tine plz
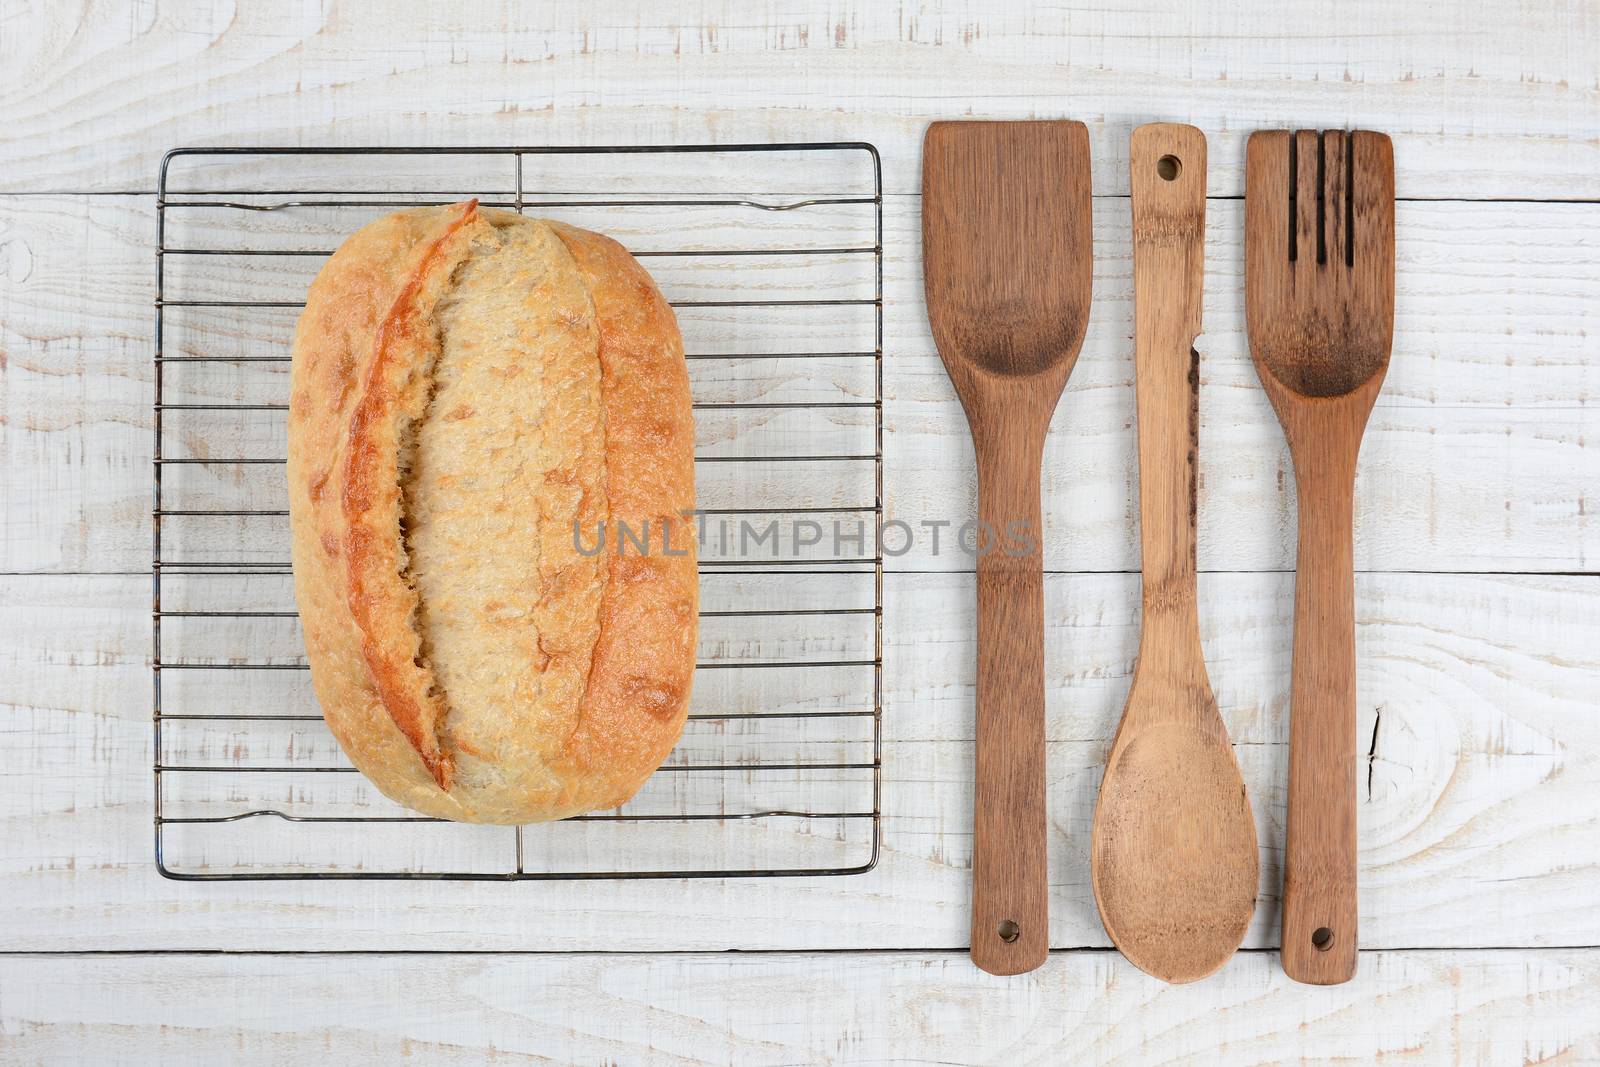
[1350,131,1395,290]
[1245,131,1290,282]
[1322,131,1349,268]
[1293,130,1320,268]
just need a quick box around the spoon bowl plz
[1094,714,1259,982]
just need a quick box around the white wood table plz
[3,1,1599,1062]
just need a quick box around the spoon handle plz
[1130,124,1207,659]
[969,423,1050,976]
[1282,437,1360,984]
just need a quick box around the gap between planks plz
[9,944,1596,964]
[12,569,1600,578]
[11,190,1600,205]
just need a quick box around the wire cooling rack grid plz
[153,143,883,880]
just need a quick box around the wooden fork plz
[1244,129,1395,985]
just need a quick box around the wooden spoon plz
[922,120,1093,976]
[1245,129,1395,985]
[1090,123,1259,984]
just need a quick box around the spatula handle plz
[1282,445,1360,984]
[970,432,1050,976]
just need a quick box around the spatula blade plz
[922,120,1093,389]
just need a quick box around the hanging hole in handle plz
[1311,926,1334,951]
[998,919,1020,943]
[1157,155,1182,182]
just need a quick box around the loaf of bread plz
[287,201,697,823]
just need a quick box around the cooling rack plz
[152,143,883,880]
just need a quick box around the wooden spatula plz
[922,120,1092,976]
[1245,129,1395,985]
[1090,123,1259,984]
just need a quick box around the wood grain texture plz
[1,0,1597,197]
[6,570,1600,952]
[1092,124,1256,984]
[922,120,1093,974]
[4,950,1600,1065]
[1247,129,1395,985]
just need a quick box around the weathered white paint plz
[4,950,1599,1065]
[2,1,1596,197]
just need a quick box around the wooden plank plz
[5,569,1599,950]
[5,195,1596,574]
[3,949,1598,1064]
[2,0,1596,197]
[884,197,1600,571]
[890,570,1600,953]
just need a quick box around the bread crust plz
[287,202,697,823]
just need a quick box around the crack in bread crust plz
[412,212,609,808]
[339,200,483,790]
